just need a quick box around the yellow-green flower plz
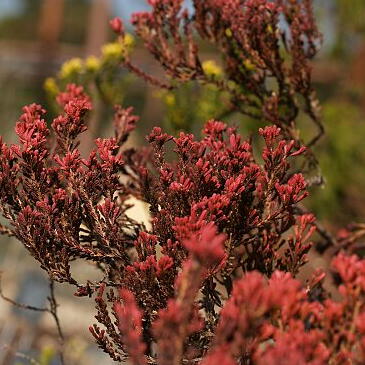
[227,80,237,90]
[154,90,166,99]
[101,34,134,62]
[59,58,83,79]
[122,33,135,49]
[267,24,274,34]
[38,346,55,365]
[43,77,59,96]
[102,42,124,60]
[243,59,256,71]
[225,28,233,38]
[85,55,101,72]
[165,93,176,106]
[202,60,223,77]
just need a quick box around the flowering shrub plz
[2,1,365,364]
[47,0,322,144]
[123,0,322,145]
[0,83,365,364]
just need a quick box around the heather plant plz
[48,0,322,143]
[44,0,365,223]
[0,83,364,364]
[2,1,365,364]
[128,0,323,146]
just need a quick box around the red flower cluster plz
[4,83,365,363]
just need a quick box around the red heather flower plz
[54,149,81,171]
[109,16,124,35]
[156,255,174,276]
[94,138,123,169]
[275,173,308,205]
[147,126,172,146]
[56,83,91,108]
[259,125,281,146]
[152,257,205,365]
[134,232,158,259]
[332,253,365,291]
[97,198,122,225]
[15,104,48,151]
[182,222,226,268]
[52,84,92,145]
[150,255,365,363]
[113,105,139,145]
[113,289,147,365]
[255,327,329,365]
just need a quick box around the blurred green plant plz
[43,4,365,226]
[44,34,136,112]
[308,101,365,223]
[0,0,90,43]
[38,346,56,365]
[337,0,365,34]
[155,60,230,133]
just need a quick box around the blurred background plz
[0,0,365,363]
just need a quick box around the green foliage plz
[308,101,365,223]
[337,0,365,33]
[44,37,136,114]
[157,82,228,133]
[0,0,40,41]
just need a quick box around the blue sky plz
[0,0,23,18]
[112,0,193,20]
[113,0,150,18]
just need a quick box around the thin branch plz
[0,273,66,364]
[0,344,41,365]
[123,59,173,90]
[48,279,65,365]
[307,122,324,148]
[0,272,49,312]
[305,91,325,148]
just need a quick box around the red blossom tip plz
[109,17,124,34]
